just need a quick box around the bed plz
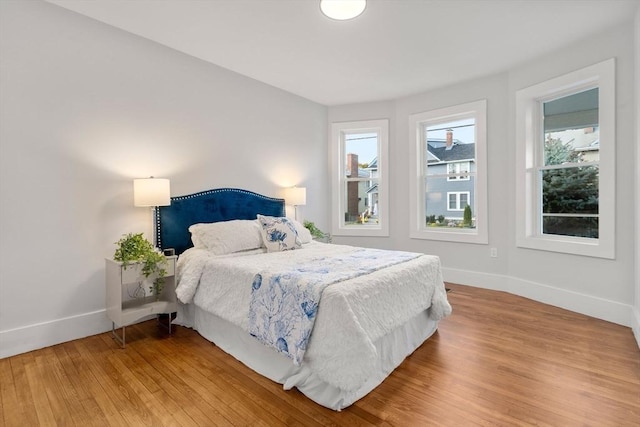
[156,188,451,410]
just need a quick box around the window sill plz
[410,229,488,244]
[516,235,614,259]
[332,225,388,237]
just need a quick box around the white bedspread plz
[176,242,451,392]
[250,248,423,365]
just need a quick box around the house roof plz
[428,143,475,163]
[366,157,378,169]
[427,138,463,148]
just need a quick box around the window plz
[330,119,389,236]
[447,162,471,181]
[409,100,488,244]
[448,192,470,211]
[515,59,615,258]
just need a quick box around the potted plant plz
[303,220,331,242]
[113,233,168,299]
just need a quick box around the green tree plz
[463,204,472,227]
[544,135,581,165]
[542,135,598,238]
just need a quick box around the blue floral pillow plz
[256,215,302,252]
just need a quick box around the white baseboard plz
[442,268,510,292]
[0,309,112,359]
[443,267,635,328]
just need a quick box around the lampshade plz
[285,186,306,206]
[320,0,366,20]
[133,178,170,207]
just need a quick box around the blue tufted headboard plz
[155,188,285,255]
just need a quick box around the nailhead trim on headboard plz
[156,188,286,255]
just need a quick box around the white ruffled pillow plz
[290,219,312,244]
[256,215,302,252]
[189,220,263,255]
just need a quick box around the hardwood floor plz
[1,283,638,426]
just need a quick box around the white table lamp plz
[134,177,170,247]
[285,186,306,220]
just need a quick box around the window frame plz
[447,162,471,181]
[330,119,389,237]
[515,58,615,259]
[409,99,488,244]
[447,191,470,211]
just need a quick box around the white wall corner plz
[441,267,510,292]
[0,310,112,359]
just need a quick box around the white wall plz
[329,22,638,331]
[634,6,640,345]
[0,0,328,358]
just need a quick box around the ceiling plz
[47,0,639,106]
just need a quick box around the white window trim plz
[515,58,615,259]
[447,191,470,211]
[409,99,488,244]
[330,119,389,237]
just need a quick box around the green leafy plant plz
[303,220,328,239]
[114,233,167,298]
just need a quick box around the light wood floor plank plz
[8,354,40,426]
[30,348,73,426]
[0,357,21,427]
[135,334,249,426]
[66,339,132,427]
[1,283,638,426]
[96,333,214,427]
[38,346,88,427]
[52,343,112,427]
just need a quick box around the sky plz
[427,118,475,144]
[345,117,476,165]
[345,132,378,165]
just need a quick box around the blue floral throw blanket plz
[248,248,421,365]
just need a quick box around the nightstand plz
[105,255,177,347]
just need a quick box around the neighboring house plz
[364,157,379,217]
[426,130,476,222]
[574,140,599,162]
[549,126,600,162]
[346,153,379,223]
[423,127,597,225]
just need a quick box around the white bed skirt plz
[175,303,439,410]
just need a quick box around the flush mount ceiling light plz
[320,0,366,20]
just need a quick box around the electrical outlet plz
[490,247,498,258]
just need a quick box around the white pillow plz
[256,215,302,252]
[189,220,263,255]
[291,219,312,244]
